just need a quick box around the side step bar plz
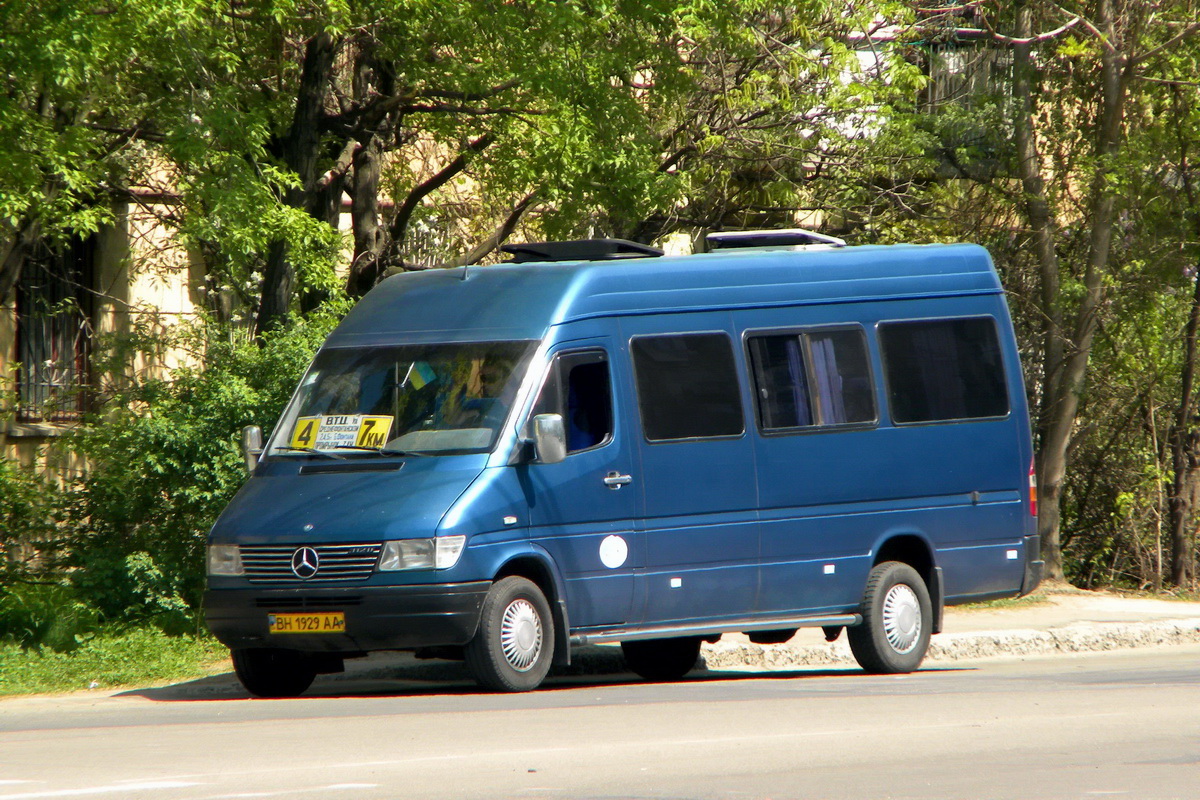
[571,612,862,646]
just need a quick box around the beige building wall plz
[2,197,201,479]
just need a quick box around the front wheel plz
[465,576,555,692]
[232,648,317,698]
[847,561,932,674]
[621,637,703,682]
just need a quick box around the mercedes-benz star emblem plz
[291,547,319,579]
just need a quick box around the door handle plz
[603,471,633,489]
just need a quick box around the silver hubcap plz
[882,583,921,654]
[500,598,542,672]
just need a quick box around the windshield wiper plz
[274,446,346,460]
[376,446,430,457]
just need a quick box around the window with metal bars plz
[14,238,94,423]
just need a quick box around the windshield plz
[269,341,538,457]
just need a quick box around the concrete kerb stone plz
[697,618,1200,671]
[928,618,1200,662]
[330,614,1200,685]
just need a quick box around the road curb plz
[317,617,1200,686]
[698,618,1200,670]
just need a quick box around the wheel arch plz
[871,532,944,635]
[492,546,572,666]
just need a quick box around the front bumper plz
[203,581,491,653]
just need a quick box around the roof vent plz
[705,229,846,252]
[500,238,664,263]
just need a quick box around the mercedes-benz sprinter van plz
[204,231,1042,697]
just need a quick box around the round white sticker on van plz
[599,535,628,569]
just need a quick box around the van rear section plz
[204,232,1040,697]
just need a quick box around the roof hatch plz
[500,238,664,263]
[705,229,846,251]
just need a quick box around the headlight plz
[378,536,466,571]
[207,544,244,576]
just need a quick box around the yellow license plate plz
[268,612,345,634]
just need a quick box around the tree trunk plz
[255,32,337,334]
[1168,267,1200,588]
[1012,1,1066,579]
[346,136,384,298]
[1019,0,1129,581]
[1167,85,1200,589]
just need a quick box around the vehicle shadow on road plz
[118,662,974,703]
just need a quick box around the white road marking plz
[0,781,199,799]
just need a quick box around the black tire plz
[847,561,932,674]
[620,637,703,682]
[465,576,555,692]
[232,648,317,698]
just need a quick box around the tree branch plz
[388,134,495,246]
[402,103,542,117]
[1128,20,1200,69]
[981,16,1082,45]
[449,191,538,267]
[1046,2,1115,52]
[316,139,362,190]
[414,80,520,102]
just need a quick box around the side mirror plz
[241,425,264,474]
[531,414,567,465]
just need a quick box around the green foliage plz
[846,1,1200,589]
[64,307,343,623]
[0,627,227,695]
[0,0,197,243]
[0,583,99,652]
[0,459,68,582]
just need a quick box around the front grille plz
[255,596,364,609]
[241,544,382,585]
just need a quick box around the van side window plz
[879,317,1009,423]
[530,350,613,453]
[748,328,875,430]
[631,333,744,441]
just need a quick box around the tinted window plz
[809,330,875,424]
[632,333,744,441]
[530,350,613,453]
[880,318,1009,423]
[748,336,813,428]
[748,329,875,430]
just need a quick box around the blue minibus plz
[204,231,1042,697]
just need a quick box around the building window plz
[15,238,94,423]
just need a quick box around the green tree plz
[0,0,172,303]
[65,307,342,622]
[835,1,1200,587]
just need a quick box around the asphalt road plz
[1,645,1199,800]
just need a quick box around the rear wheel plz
[621,637,703,682]
[847,561,932,674]
[465,576,555,692]
[232,648,317,698]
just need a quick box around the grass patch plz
[957,592,1053,612]
[0,627,229,696]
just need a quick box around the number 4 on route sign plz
[290,415,394,450]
